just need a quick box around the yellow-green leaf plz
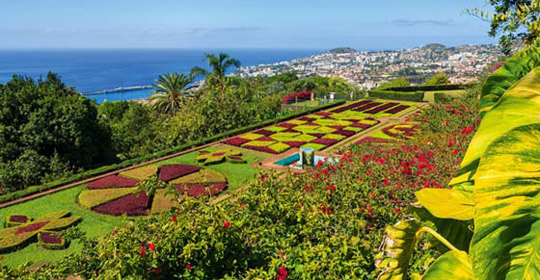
[471,124,540,280]
[415,189,474,220]
[423,250,474,280]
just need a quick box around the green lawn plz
[0,146,264,267]
[423,90,466,103]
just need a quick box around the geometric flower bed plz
[224,99,415,154]
[196,149,246,165]
[356,122,419,144]
[0,212,81,252]
[78,164,229,216]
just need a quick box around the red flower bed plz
[302,122,319,126]
[282,91,311,104]
[385,105,410,114]
[308,133,326,138]
[282,128,299,133]
[311,138,338,145]
[297,116,316,122]
[87,175,139,190]
[9,215,29,223]
[159,164,201,182]
[364,103,399,114]
[257,137,275,142]
[276,122,297,128]
[241,145,279,154]
[352,102,382,112]
[313,111,332,117]
[224,137,251,147]
[350,123,372,129]
[253,129,275,136]
[334,130,356,137]
[39,232,63,244]
[15,222,48,234]
[92,192,150,216]
[283,141,307,148]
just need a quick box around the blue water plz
[0,49,322,103]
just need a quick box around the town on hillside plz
[235,44,502,89]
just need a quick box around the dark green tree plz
[149,73,197,115]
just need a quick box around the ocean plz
[0,49,322,103]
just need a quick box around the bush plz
[369,90,425,102]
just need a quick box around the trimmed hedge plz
[0,101,345,205]
[384,83,473,92]
[369,90,425,102]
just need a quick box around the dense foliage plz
[7,86,482,279]
[424,73,450,86]
[0,74,110,193]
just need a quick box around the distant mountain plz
[423,43,446,50]
[326,47,358,54]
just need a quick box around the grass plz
[0,145,265,268]
[424,90,466,103]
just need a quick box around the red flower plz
[277,265,288,280]
[461,127,475,135]
[452,150,459,155]
[261,174,269,182]
[172,215,177,222]
[224,221,230,228]
[113,229,118,235]
[394,208,400,214]
[148,242,156,251]
[186,264,192,270]
[151,267,163,275]
[304,186,314,192]
[362,155,370,163]
[140,246,146,258]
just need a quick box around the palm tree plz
[192,53,241,92]
[149,72,195,115]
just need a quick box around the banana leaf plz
[471,124,540,280]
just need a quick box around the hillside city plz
[235,44,502,89]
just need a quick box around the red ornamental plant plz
[282,91,311,104]
[87,175,139,190]
[276,266,288,280]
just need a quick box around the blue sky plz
[0,0,495,50]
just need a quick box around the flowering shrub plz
[282,91,311,104]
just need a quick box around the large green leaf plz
[415,189,474,220]
[480,47,540,112]
[471,124,540,280]
[412,206,473,252]
[450,67,540,188]
[376,220,422,280]
[422,250,474,280]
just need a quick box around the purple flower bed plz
[39,232,63,245]
[276,122,297,128]
[328,125,345,130]
[330,100,372,113]
[364,103,399,114]
[311,138,338,145]
[224,137,251,147]
[257,136,275,142]
[92,192,150,216]
[159,164,201,182]
[313,111,332,117]
[9,215,29,224]
[253,129,275,136]
[385,105,410,114]
[282,128,299,133]
[353,102,382,112]
[87,175,139,190]
[16,222,48,234]
[283,141,307,148]
[334,130,356,137]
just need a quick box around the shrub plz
[369,90,424,102]
[38,231,66,250]
[5,215,31,228]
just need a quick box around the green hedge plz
[0,101,345,205]
[384,83,473,92]
[369,90,425,102]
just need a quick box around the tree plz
[466,0,540,54]
[0,74,110,191]
[149,72,196,115]
[424,73,450,86]
[192,53,241,92]
[377,77,410,89]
